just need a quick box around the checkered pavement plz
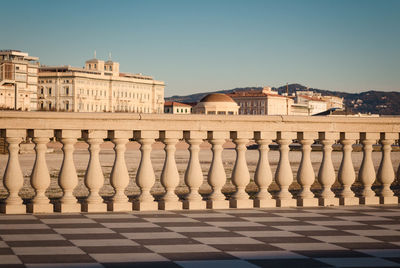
[1,205,400,268]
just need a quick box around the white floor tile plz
[1,234,65,241]
[90,253,168,262]
[70,239,138,246]
[235,230,302,238]
[54,228,115,234]
[311,236,380,243]
[271,242,346,251]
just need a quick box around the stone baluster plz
[358,132,379,205]
[27,130,54,213]
[377,132,398,204]
[55,130,81,212]
[317,132,339,206]
[275,132,297,207]
[206,131,230,209]
[230,131,253,208]
[82,130,107,212]
[133,131,158,211]
[183,131,207,210]
[253,131,276,208]
[108,130,132,211]
[159,131,183,210]
[0,130,26,214]
[297,132,318,207]
[338,132,359,205]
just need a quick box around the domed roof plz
[199,93,236,103]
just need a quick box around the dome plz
[199,93,236,103]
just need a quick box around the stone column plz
[55,130,81,213]
[206,131,230,209]
[317,132,339,206]
[133,131,158,211]
[183,131,207,210]
[275,132,297,207]
[27,130,54,213]
[108,130,132,211]
[377,132,398,204]
[358,132,379,205]
[230,131,253,208]
[253,131,276,208]
[296,132,318,207]
[159,131,183,210]
[82,130,107,212]
[338,132,359,205]
[0,129,26,214]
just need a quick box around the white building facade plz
[38,58,165,113]
[0,50,39,111]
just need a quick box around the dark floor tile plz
[111,227,167,233]
[293,230,355,237]
[180,232,244,238]
[294,250,371,258]
[161,252,237,261]
[255,236,323,244]
[0,229,56,235]
[7,240,73,247]
[155,222,210,227]
[46,223,104,228]
[62,233,126,240]
[370,236,400,242]
[0,247,14,255]
[334,242,400,250]
[288,217,331,221]
[79,245,152,254]
[384,257,400,264]
[211,243,281,252]
[93,218,148,223]
[0,220,41,224]
[195,217,248,222]
[134,238,198,245]
[0,265,25,268]
[228,213,271,217]
[248,258,332,268]
[333,225,381,230]
[19,254,96,263]
[222,226,280,232]
[102,261,181,268]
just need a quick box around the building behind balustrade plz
[0,50,39,111]
[228,87,294,115]
[192,93,239,115]
[164,101,192,114]
[38,56,165,113]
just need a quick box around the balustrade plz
[0,112,399,214]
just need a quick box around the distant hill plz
[165,84,400,115]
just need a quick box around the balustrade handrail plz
[1,111,400,133]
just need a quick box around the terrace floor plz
[1,205,400,268]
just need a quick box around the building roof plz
[199,93,236,103]
[298,95,327,102]
[228,91,291,99]
[164,101,192,107]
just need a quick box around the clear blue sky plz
[1,0,399,96]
